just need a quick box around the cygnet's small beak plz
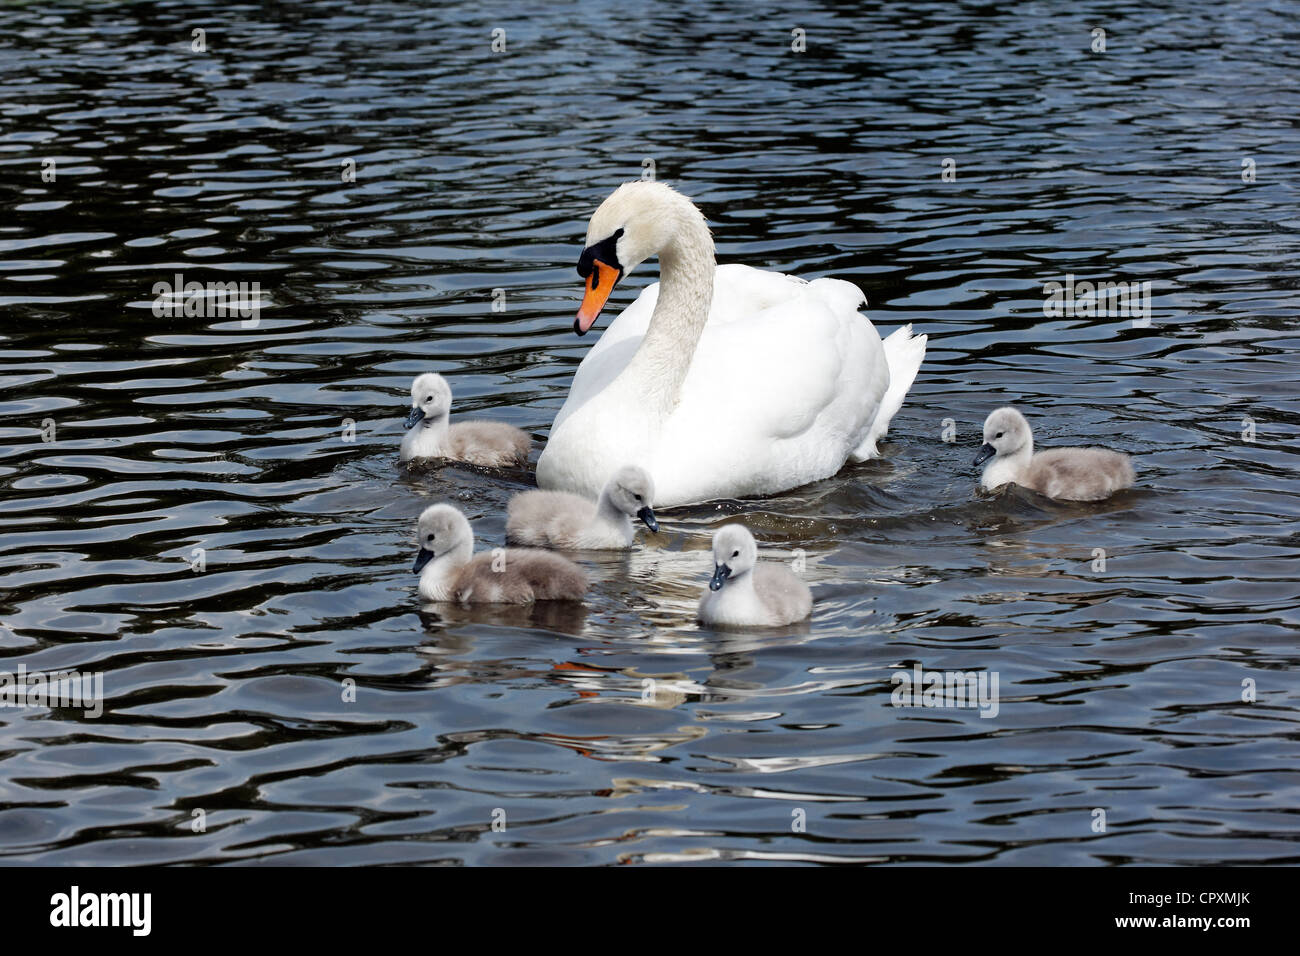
[974,443,996,467]
[575,259,620,335]
[636,506,659,533]
[404,406,425,429]
[412,547,435,574]
[709,562,732,591]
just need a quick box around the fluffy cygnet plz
[505,466,658,550]
[975,406,1135,501]
[412,503,587,604]
[697,524,812,628]
[400,372,530,467]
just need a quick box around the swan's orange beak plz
[575,259,620,335]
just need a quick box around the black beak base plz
[973,443,996,467]
[636,506,659,534]
[576,229,624,280]
[412,547,435,574]
[404,406,425,429]
[709,563,732,592]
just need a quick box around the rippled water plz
[2,0,1299,865]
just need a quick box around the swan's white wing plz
[563,264,862,418]
[585,281,658,360]
[710,263,867,321]
[650,271,890,504]
[551,281,659,431]
[856,323,927,458]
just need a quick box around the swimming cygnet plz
[400,372,530,467]
[697,524,812,628]
[412,503,587,604]
[505,466,659,550]
[974,406,1135,501]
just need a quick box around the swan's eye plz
[426,534,434,542]
[634,494,642,501]
[732,550,739,558]
[424,396,432,403]
[995,432,1003,439]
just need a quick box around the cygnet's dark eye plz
[426,533,435,542]
[634,494,642,501]
[732,550,740,558]
[995,431,1004,439]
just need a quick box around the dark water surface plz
[2,0,1299,865]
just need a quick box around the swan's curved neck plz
[590,489,634,541]
[593,489,630,534]
[620,209,715,414]
[423,536,473,595]
[1010,435,1034,466]
[725,567,756,593]
[988,439,1034,488]
[420,411,449,439]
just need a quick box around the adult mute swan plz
[536,181,927,507]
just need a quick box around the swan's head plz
[975,406,1032,467]
[575,181,706,335]
[603,465,658,532]
[412,503,473,574]
[709,524,758,591]
[405,372,452,430]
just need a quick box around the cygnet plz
[975,406,1134,501]
[412,503,587,604]
[505,465,658,550]
[400,372,530,467]
[697,524,812,628]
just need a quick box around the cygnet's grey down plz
[412,503,587,604]
[974,406,1135,501]
[697,524,812,628]
[400,372,530,467]
[505,465,659,550]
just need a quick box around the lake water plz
[2,0,1298,865]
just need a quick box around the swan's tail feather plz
[851,324,927,461]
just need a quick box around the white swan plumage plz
[536,181,926,507]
